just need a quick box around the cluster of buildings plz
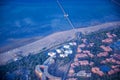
[97,52,108,57]
[68,70,91,78]
[101,57,120,65]
[76,70,91,77]
[67,38,95,79]
[67,32,120,80]
[91,32,120,77]
[100,45,112,52]
[35,31,120,80]
[100,53,120,75]
[48,42,77,58]
[97,45,112,57]
[91,63,120,76]
[91,67,104,76]
[108,68,120,75]
[35,42,77,80]
[77,39,94,48]
[102,32,117,43]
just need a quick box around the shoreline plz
[0,21,120,65]
[0,36,42,53]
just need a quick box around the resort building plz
[91,67,104,76]
[78,44,86,48]
[106,32,113,38]
[79,60,89,66]
[97,52,108,57]
[69,42,77,46]
[102,38,113,43]
[82,50,94,58]
[75,54,88,58]
[47,43,74,58]
[81,38,87,43]
[100,45,112,52]
[88,43,94,47]
[48,52,56,57]
[77,47,82,53]
[106,32,117,38]
[64,49,73,54]
[60,54,66,58]
[63,45,70,49]
[76,70,91,77]
[108,68,120,75]
[56,49,62,54]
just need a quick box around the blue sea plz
[0,0,120,50]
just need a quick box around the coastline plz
[0,21,120,65]
[0,36,42,53]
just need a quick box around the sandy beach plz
[0,36,43,53]
[0,21,120,65]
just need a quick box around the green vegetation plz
[0,51,48,80]
[72,27,120,80]
[1,27,120,80]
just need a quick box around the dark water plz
[0,0,120,48]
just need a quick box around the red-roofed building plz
[102,38,113,43]
[91,67,104,76]
[78,44,86,48]
[97,52,108,57]
[79,60,89,66]
[100,45,112,52]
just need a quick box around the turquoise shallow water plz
[0,0,120,46]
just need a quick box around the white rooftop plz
[63,45,70,49]
[13,58,19,61]
[69,42,73,46]
[48,52,56,57]
[60,54,66,58]
[64,50,73,54]
[69,42,77,46]
[56,49,62,54]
